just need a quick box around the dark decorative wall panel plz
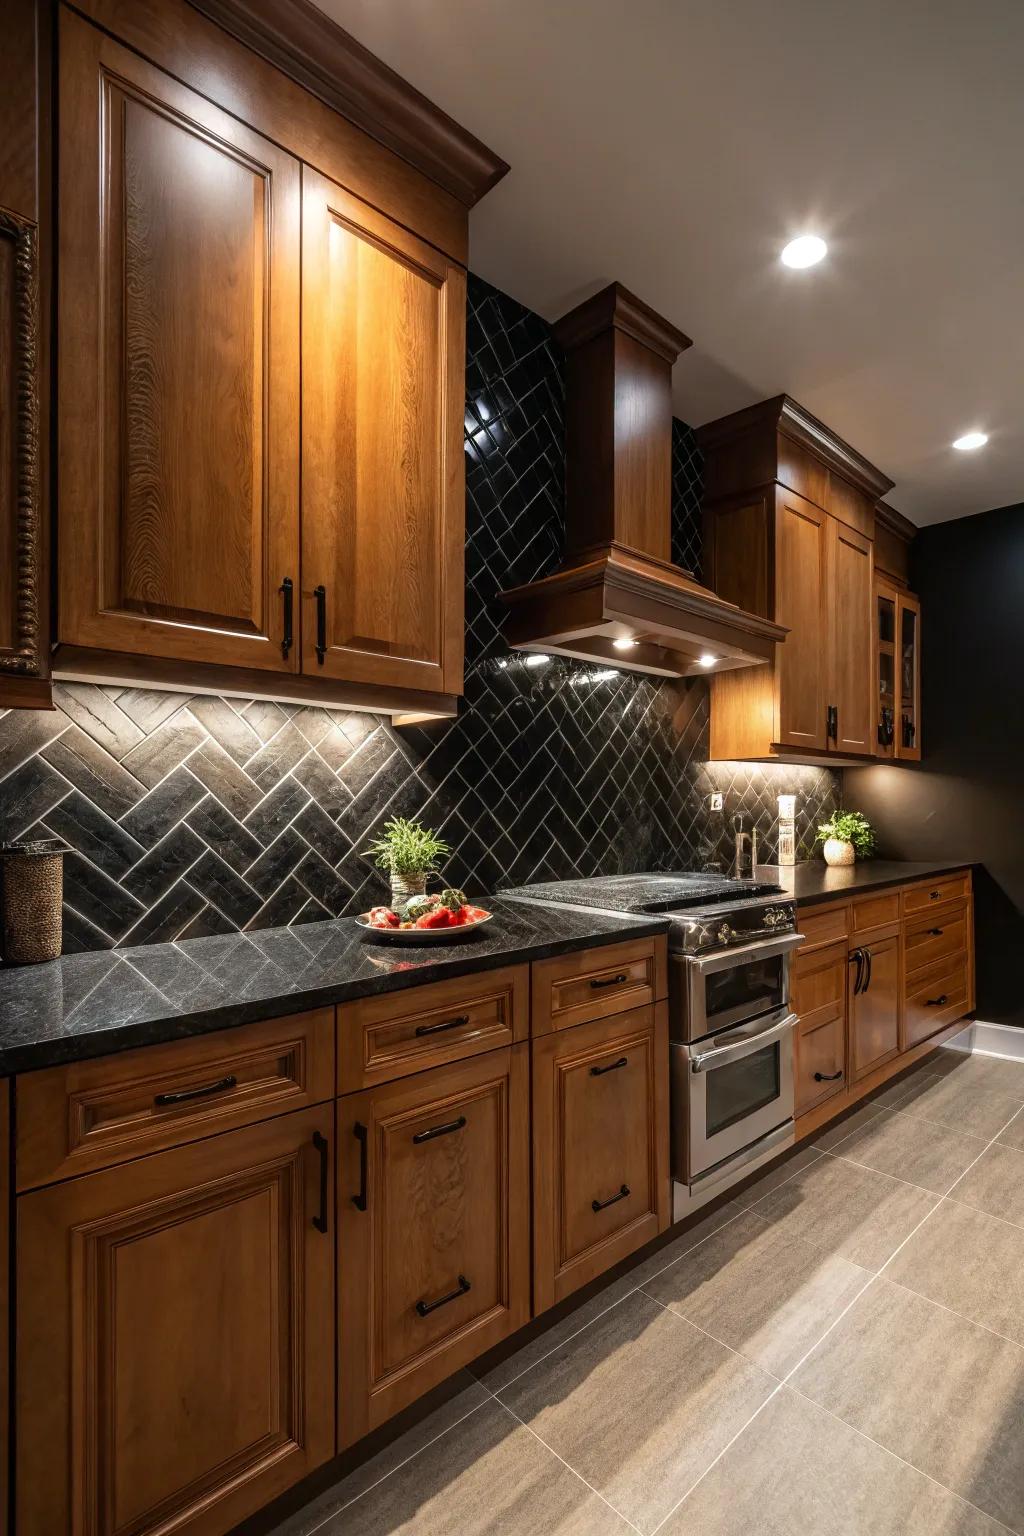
[0,275,838,954]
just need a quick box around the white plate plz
[355,912,494,945]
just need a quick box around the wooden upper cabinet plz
[829,517,873,754]
[17,1105,335,1536]
[57,10,301,672]
[774,490,829,752]
[897,590,922,761]
[301,167,465,695]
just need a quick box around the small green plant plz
[816,810,877,859]
[366,817,450,877]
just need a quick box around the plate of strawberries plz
[356,889,493,944]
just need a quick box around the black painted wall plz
[846,503,1024,1025]
[0,275,838,952]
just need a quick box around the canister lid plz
[1,838,69,857]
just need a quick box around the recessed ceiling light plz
[780,235,827,269]
[952,431,988,452]
[612,637,637,651]
[698,653,717,669]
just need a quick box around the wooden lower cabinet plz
[792,941,848,1115]
[338,1045,530,1448]
[17,1105,335,1536]
[848,933,901,1081]
[532,1005,669,1312]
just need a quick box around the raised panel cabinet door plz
[848,934,901,1082]
[773,488,829,751]
[301,165,466,694]
[828,516,874,755]
[792,941,848,1114]
[532,1005,670,1313]
[338,1046,529,1447]
[57,9,301,670]
[17,1105,334,1536]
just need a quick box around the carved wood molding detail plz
[0,206,42,675]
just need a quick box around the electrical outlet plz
[709,792,724,812]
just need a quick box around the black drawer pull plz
[413,1115,467,1145]
[353,1122,368,1211]
[314,584,327,664]
[415,1275,471,1317]
[590,1056,628,1077]
[592,1184,630,1213]
[154,1074,237,1107]
[279,576,293,658]
[814,1070,843,1082]
[415,1014,470,1038]
[928,927,944,936]
[590,973,628,990]
[312,1131,329,1233]
[925,994,948,1007]
[929,890,941,900]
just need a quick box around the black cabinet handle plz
[279,576,293,658]
[154,1074,237,1107]
[850,948,865,995]
[415,1014,469,1038]
[926,994,949,1007]
[352,1122,368,1211]
[415,1275,471,1317]
[814,1070,843,1082]
[413,1115,467,1145]
[928,927,943,937]
[314,584,327,664]
[826,704,838,743]
[863,947,873,992]
[929,890,940,900]
[592,1184,630,1213]
[590,1056,628,1077]
[312,1130,329,1233]
[591,973,628,990]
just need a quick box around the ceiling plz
[314,0,1024,526]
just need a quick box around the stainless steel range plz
[504,872,803,1214]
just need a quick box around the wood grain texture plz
[338,965,529,1093]
[796,901,850,953]
[793,940,848,1116]
[850,891,901,937]
[848,932,900,1083]
[903,902,969,978]
[829,516,874,755]
[902,954,970,1051]
[531,1003,669,1311]
[901,873,970,916]
[0,206,44,686]
[17,1105,335,1535]
[301,165,465,695]
[58,9,301,671]
[16,1010,335,1189]
[0,0,39,223]
[773,488,829,751]
[71,0,468,263]
[530,935,668,1037]
[338,1046,530,1447]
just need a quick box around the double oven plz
[669,915,803,1204]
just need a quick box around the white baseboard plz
[943,1020,1024,1063]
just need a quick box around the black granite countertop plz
[764,859,973,907]
[0,899,668,1076]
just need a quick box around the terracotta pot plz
[823,838,855,867]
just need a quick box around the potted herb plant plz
[366,817,451,908]
[815,810,877,867]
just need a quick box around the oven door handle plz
[689,1012,798,1073]
[687,932,806,975]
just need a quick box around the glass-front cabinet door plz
[897,591,922,760]
[875,582,897,758]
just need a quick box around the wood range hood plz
[501,283,787,677]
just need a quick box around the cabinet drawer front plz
[337,966,528,1092]
[904,904,969,978]
[795,1014,846,1116]
[851,891,900,935]
[904,957,970,1049]
[902,873,970,916]
[531,937,667,1036]
[796,904,849,952]
[793,940,848,1029]
[16,1011,334,1190]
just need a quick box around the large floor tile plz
[888,1198,1024,1347]
[793,1278,1024,1533]
[747,1151,938,1271]
[826,1108,987,1194]
[994,1109,1024,1153]
[954,1140,1024,1227]
[927,1047,1024,1101]
[660,1385,1004,1536]
[728,1144,825,1209]
[641,1208,869,1378]
[886,1071,1023,1140]
[810,1102,886,1151]
[317,1397,634,1536]
[497,1290,775,1534]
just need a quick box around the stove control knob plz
[718,922,735,943]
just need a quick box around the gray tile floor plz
[275,1043,1024,1535]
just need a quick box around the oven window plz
[706,1043,781,1138]
[705,955,784,1027]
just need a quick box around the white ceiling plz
[314,0,1024,525]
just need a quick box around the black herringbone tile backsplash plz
[0,275,838,953]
